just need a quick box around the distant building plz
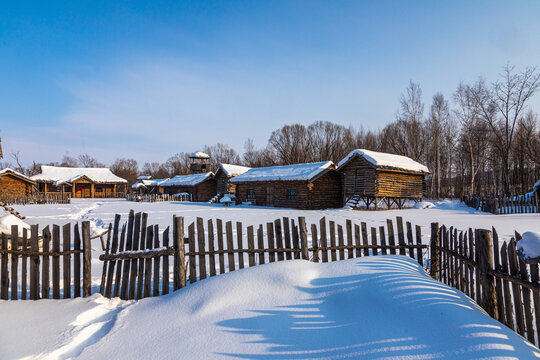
[231,162,342,210]
[0,168,35,197]
[190,151,210,174]
[160,172,216,202]
[131,177,168,195]
[214,163,251,196]
[31,166,128,198]
[337,149,429,209]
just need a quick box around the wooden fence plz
[430,224,540,346]
[125,193,192,203]
[99,213,427,301]
[463,193,539,214]
[0,222,92,300]
[0,192,71,206]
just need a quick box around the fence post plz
[298,217,309,260]
[430,223,440,279]
[82,221,92,297]
[173,216,186,290]
[476,229,498,320]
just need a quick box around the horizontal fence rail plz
[463,193,539,214]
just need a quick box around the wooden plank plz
[197,218,207,280]
[75,223,83,298]
[267,222,276,263]
[120,210,134,300]
[30,225,40,300]
[283,217,292,260]
[247,225,256,267]
[452,228,458,289]
[396,217,406,256]
[226,221,236,269]
[136,213,148,299]
[208,219,217,276]
[10,225,18,300]
[354,224,361,258]
[468,228,475,300]
[162,227,170,295]
[458,231,464,292]
[311,224,319,263]
[406,221,414,259]
[491,227,505,325]
[173,216,186,290]
[21,228,28,300]
[476,229,498,320]
[217,219,225,274]
[361,222,369,257]
[508,239,525,336]
[143,225,153,297]
[462,231,470,297]
[415,225,422,266]
[529,263,540,346]
[257,225,265,264]
[370,227,378,256]
[105,215,121,298]
[337,224,345,260]
[237,222,245,268]
[429,223,440,280]
[379,226,387,256]
[113,224,127,298]
[500,242,514,330]
[128,212,141,299]
[189,222,197,283]
[82,221,92,298]
[386,219,396,255]
[41,226,50,299]
[320,217,329,262]
[0,233,8,300]
[291,219,300,260]
[62,224,71,299]
[153,224,160,296]
[518,255,535,343]
[298,217,309,260]
[329,221,337,261]
[274,219,284,262]
[346,220,353,259]
[52,225,61,299]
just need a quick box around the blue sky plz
[1,1,539,166]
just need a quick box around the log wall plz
[0,174,33,196]
[162,179,217,202]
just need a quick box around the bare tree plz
[203,143,242,170]
[110,158,139,186]
[78,154,105,168]
[61,154,79,167]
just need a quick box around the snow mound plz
[413,201,435,209]
[338,149,429,173]
[517,232,540,261]
[74,257,538,359]
[0,214,31,237]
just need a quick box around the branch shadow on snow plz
[216,256,537,359]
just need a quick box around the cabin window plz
[287,189,297,200]
[247,189,255,199]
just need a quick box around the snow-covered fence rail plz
[125,193,192,202]
[463,193,539,214]
[0,192,71,206]
[430,224,540,346]
[0,222,92,300]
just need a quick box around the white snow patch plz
[338,149,429,173]
[517,232,540,261]
[0,214,31,237]
[231,161,333,183]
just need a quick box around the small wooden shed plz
[160,172,216,202]
[131,177,168,195]
[214,163,251,196]
[0,168,35,197]
[231,161,342,210]
[337,149,429,209]
[31,166,128,198]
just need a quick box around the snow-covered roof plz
[31,166,128,184]
[190,151,210,159]
[216,163,251,177]
[231,161,334,183]
[534,179,540,192]
[160,172,214,187]
[131,178,169,189]
[137,175,152,180]
[337,149,429,174]
[0,168,35,184]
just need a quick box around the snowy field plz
[1,199,540,359]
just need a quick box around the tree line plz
[2,64,539,198]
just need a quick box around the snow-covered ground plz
[1,199,539,359]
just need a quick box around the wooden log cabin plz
[0,168,35,196]
[131,176,168,195]
[159,172,216,202]
[214,163,251,196]
[31,166,128,198]
[231,161,342,210]
[337,149,429,209]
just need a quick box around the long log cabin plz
[337,149,429,209]
[131,176,168,195]
[214,163,251,197]
[31,166,128,198]
[0,168,35,197]
[159,172,216,202]
[231,161,342,210]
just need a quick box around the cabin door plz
[265,187,274,207]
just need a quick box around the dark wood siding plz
[162,179,217,202]
[340,156,377,199]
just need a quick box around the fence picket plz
[237,222,245,268]
[208,220,216,276]
[386,220,396,255]
[153,224,160,297]
[10,225,18,300]
[74,223,82,298]
[128,213,141,299]
[197,218,207,280]
[226,222,236,269]
[337,224,345,260]
[62,224,71,299]
[508,239,525,336]
[257,225,265,265]
[380,226,387,256]
[346,220,353,259]
[105,215,120,298]
[113,224,127,298]
[274,219,284,262]
[189,222,197,283]
[30,225,40,300]
[283,217,292,260]
[120,210,134,300]
[247,225,255,267]
[370,227,378,256]
[1,232,8,300]
[320,218,328,262]
[21,228,28,300]
[217,219,225,274]
[361,222,369,257]
[406,221,414,259]
[396,217,406,256]
[143,225,153,297]
[136,213,147,299]
[52,225,60,299]
[329,221,337,261]
[163,227,170,294]
[267,222,275,263]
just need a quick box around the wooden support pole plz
[430,223,440,279]
[298,217,309,260]
[173,216,186,289]
[476,229,498,320]
[82,221,92,297]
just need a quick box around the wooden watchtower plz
[189,151,210,174]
